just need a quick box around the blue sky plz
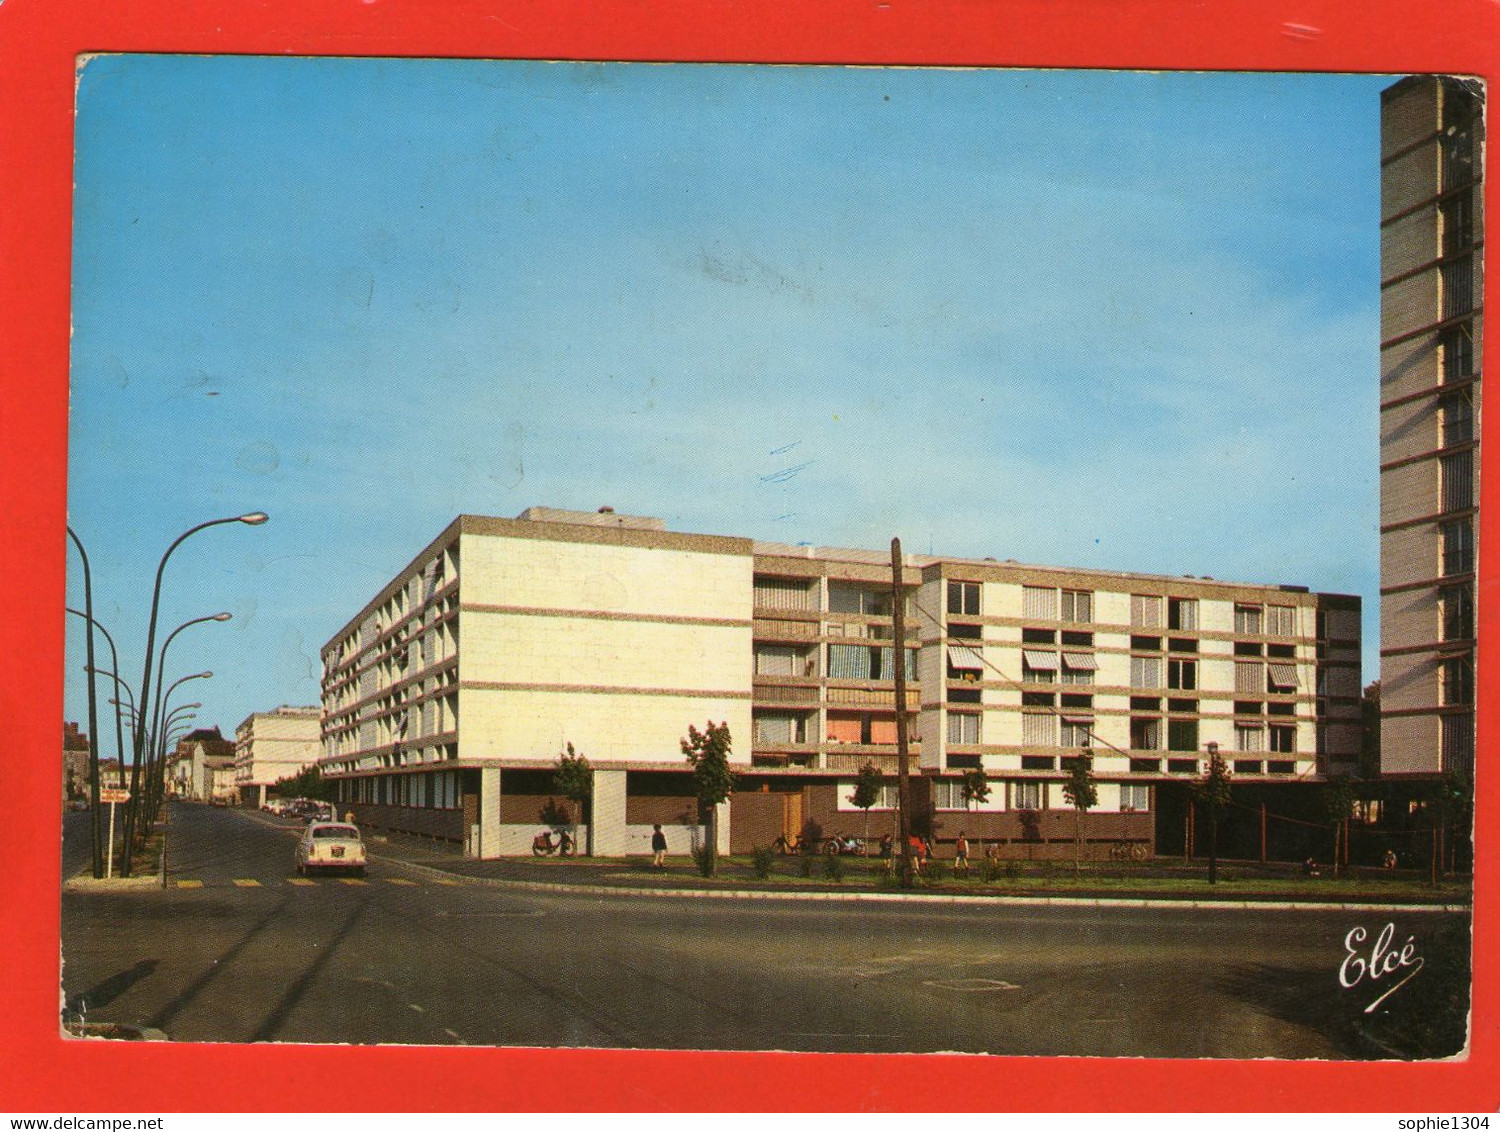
[66,57,1390,744]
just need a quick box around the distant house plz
[234,706,322,808]
[62,722,91,802]
[168,727,238,803]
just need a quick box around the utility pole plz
[891,538,913,888]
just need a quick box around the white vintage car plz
[295,821,367,877]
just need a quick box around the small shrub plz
[750,845,776,880]
[982,856,1006,883]
[798,853,814,878]
[690,843,715,878]
[823,853,845,883]
[923,860,948,883]
[1004,859,1022,880]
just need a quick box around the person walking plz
[651,823,668,869]
[954,831,970,875]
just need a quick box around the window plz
[1059,718,1093,748]
[1013,781,1043,810]
[754,713,807,745]
[1130,696,1161,711]
[947,713,980,745]
[1266,663,1298,693]
[1131,656,1162,688]
[1268,725,1296,754]
[1167,658,1197,691]
[947,581,981,616]
[1023,586,1057,620]
[1267,701,1295,717]
[1168,638,1198,653]
[1022,651,1057,684]
[1266,606,1296,637]
[1234,604,1263,635]
[755,645,808,677]
[1442,258,1474,319]
[1060,629,1094,647]
[1234,700,1263,715]
[828,583,890,617]
[933,780,975,810]
[1022,691,1055,707]
[1060,589,1093,623]
[1442,658,1474,706]
[1130,717,1161,750]
[1131,594,1163,628]
[948,686,982,704]
[1022,713,1056,746]
[1235,641,1264,657]
[949,622,982,640]
[1441,193,1474,256]
[1021,755,1056,771]
[1131,635,1161,651]
[1167,597,1198,631]
[1442,389,1475,447]
[1266,761,1295,775]
[1235,661,1264,694]
[1167,697,1197,714]
[1442,584,1475,642]
[1167,719,1199,752]
[754,576,816,611]
[1235,725,1264,753]
[1442,714,1475,776]
[1168,758,1199,774]
[1441,323,1475,383]
[1022,627,1057,645]
[1442,451,1474,513]
[1234,760,1262,775]
[1059,693,1093,709]
[1120,784,1150,812]
[1442,519,1474,576]
[1267,643,1296,659]
[1060,653,1096,685]
[1442,93,1476,189]
[947,646,985,679]
[1129,758,1160,774]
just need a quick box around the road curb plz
[370,854,1469,914]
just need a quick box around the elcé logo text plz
[1339,922,1424,1013]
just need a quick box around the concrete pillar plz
[591,768,628,857]
[478,766,502,859]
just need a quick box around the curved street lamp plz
[142,674,211,828]
[71,612,129,787]
[147,612,232,789]
[124,512,266,872]
[66,528,104,876]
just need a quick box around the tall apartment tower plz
[1380,76,1483,777]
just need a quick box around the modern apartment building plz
[1380,75,1483,777]
[234,705,322,807]
[319,508,1361,859]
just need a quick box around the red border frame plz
[2,0,1495,1113]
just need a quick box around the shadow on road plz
[64,958,159,1021]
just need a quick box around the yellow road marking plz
[233,879,261,887]
[175,879,203,889]
[339,878,368,886]
[431,877,460,886]
[287,878,316,886]
[385,878,417,886]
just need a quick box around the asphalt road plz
[61,802,1468,1056]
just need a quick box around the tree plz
[1320,773,1358,875]
[961,769,991,856]
[681,721,736,876]
[1358,680,1382,781]
[552,742,594,854]
[1060,754,1096,874]
[275,764,332,801]
[849,761,884,846]
[1190,746,1233,884]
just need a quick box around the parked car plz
[295,821,366,877]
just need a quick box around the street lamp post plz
[65,528,104,877]
[70,611,129,790]
[143,674,211,833]
[146,613,231,793]
[123,512,266,874]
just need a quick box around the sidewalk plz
[363,830,1473,913]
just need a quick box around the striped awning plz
[948,646,985,671]
[1022,650,1058,670]
[1060,716,1094,726]
[1268,663,1298,689]
[1061,651,1098,670]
